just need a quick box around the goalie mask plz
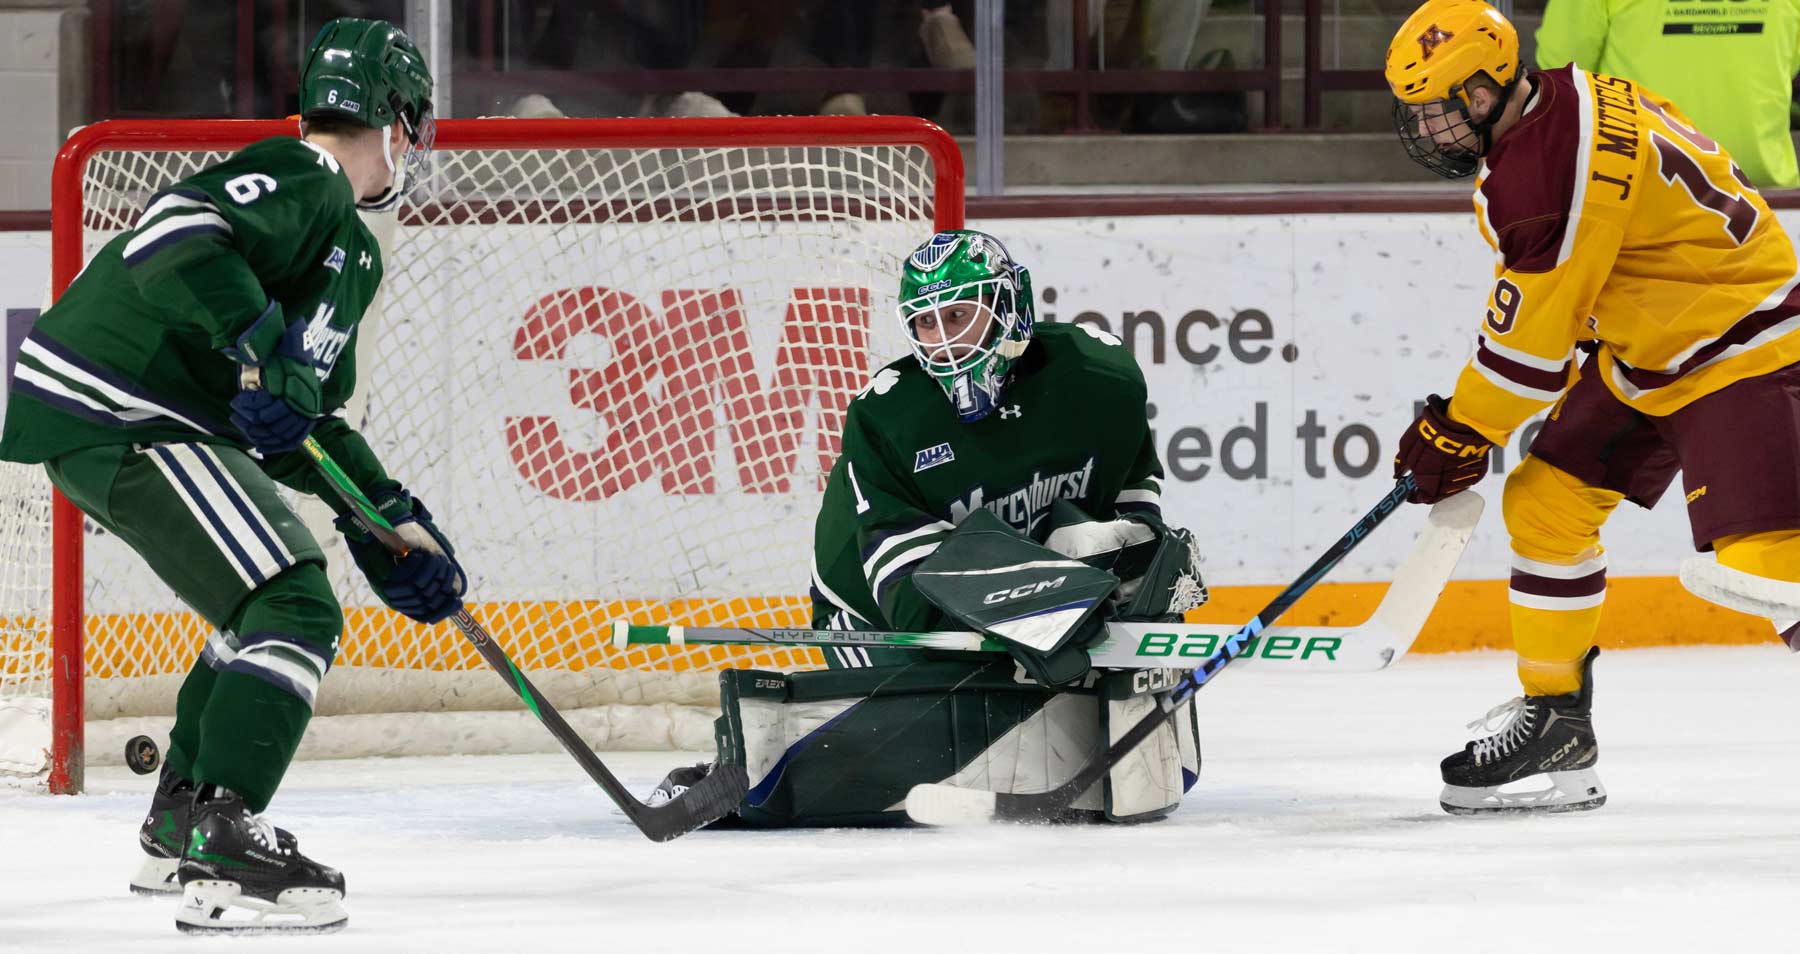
[300,18,437,185]
[1384,0,1520,179]
[897,230,1036,423]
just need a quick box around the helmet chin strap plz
[380,124,397,177]
[1466,75,1520,158]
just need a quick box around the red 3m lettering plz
[506,286,870,500]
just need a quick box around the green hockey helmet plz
[300,18,435,172]
[896,230,1036,423]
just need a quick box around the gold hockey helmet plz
[1384,0,1521,178]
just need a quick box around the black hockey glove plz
[221,301,324,455]
[335,490,467,625]
[1393,393,1492,505]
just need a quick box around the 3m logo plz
[1416,24,1454,59]
[507,286,871,500]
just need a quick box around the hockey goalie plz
[651,229,1209,825]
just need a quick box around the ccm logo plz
[983,576,1066,605]
[1132,668,1182,693]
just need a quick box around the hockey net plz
[0,116,962,791]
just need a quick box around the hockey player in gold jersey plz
[1385,0,1800,814]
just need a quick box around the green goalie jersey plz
[1,134,399,502]
[811,321,1164,632]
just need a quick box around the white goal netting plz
[0,117,959,786]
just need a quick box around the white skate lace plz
[1466,697,1537,767]
[244,811,288,855]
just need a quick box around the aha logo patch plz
[913,442,955,473]
[323,246,346,272]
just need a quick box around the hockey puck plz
[124,735,161,775]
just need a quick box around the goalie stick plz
[608,489,1481,672]
[296,434,747,842]
[608,485,1476,673]
[905,476,1435,826]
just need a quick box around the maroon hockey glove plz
[1393,394,1492,504]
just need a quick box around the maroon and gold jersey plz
[1451,65,1800,442]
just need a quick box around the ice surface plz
[4,647,1797,953]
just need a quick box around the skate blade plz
[1440,769,1607,816]
[129,856,180,896]
[175,879,347,935]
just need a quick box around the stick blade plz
[634,763,748,842]
[905,783,998,826]
[1364,490,1484,668]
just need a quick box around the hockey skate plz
[647,762,713,807]
[174,785,346,935]
[1439,647,1606,815]
[132,765,298,896]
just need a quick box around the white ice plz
[5,646,1798,954]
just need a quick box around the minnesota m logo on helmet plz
[1415,24,1455,59]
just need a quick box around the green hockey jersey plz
[1,135,399,503]
[811,321,1164,632]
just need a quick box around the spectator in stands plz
[1537,0,1800,188]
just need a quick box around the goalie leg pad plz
[712,663,1202,826]
[1099,669,1202,822]
[716,661,1102,827]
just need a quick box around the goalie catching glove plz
[1037,501,1207,621]
[334,489,467,624]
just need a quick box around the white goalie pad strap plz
[1679,558,1800,620]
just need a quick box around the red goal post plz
[10,115,963,793]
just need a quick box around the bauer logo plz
[913,442,955,472]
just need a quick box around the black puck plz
[124,734,161,775]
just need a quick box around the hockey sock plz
[190,672,312,813]
[1713,529,1800,582]
[190,564,340,812]
[165,660,222,781]
[1502,457,1622,696]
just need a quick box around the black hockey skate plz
[1440,647,1605,815]
[132,765,297,896]
[174,785,346,935]
[648,762,713,807]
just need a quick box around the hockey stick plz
[296,435,747,842]
[606,488,1477,674]
[905,475,1426,825]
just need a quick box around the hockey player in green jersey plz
[653,230,1208,826]
[0,19,451,934]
